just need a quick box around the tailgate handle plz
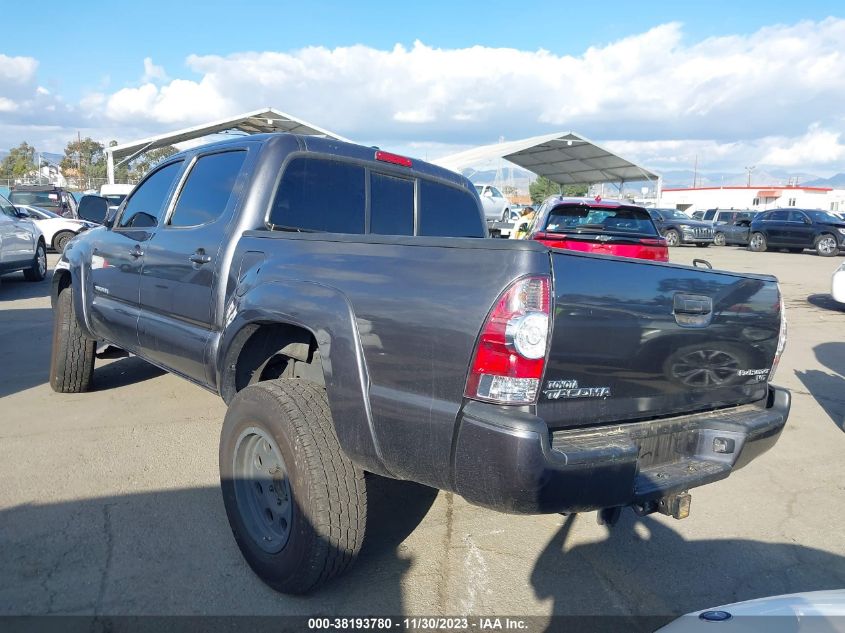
[674,294,713,327]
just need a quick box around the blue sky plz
[2,1,845,176]
[7,0,844,101]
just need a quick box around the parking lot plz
[0,246,843,623]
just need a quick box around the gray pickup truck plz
[50,133,790,594]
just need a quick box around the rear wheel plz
[53,231,75,254]
[713,233,726,247]
[219,379,366,594]
[815,234,838,257]
[49,286,95,393]
[23,241,47,281]
[748,232,767,252]
[664,229,680,247]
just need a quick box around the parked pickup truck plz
[50,133,790,594]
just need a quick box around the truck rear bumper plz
[452,386,790,514]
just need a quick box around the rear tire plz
[23,241,47,281]
[219,379,366,594]
[50,287,95,393]
[815,234,838,257]
[748,232,767,252]
[53,231,75,254]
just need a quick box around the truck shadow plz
[0,476,437,617]
[795,341,845,432]
[531,513,845,631]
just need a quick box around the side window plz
[491,187,503,198]
[169,151,247,227]
[418,180,485,238]
[118,161,183,229]
[704,209,716,221]
[369,172,414,236]
[788,210,807,223]
[270,157,365,233]
[0,194,16,218]
[769,210,788,222]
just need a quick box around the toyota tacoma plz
[49,133,790,594]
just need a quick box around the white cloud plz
[142,57,168,83]
[761,124,845,167]
[5,18,845,177]
[0,54,38,84]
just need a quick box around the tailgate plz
[539,253,782,428]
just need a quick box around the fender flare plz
[216,279,390,476]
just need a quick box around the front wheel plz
[219,379,367,594]
[815,234,838,257]
[23,241,47,281]
[664,229,680,247]
[50,286,95,392]
[53,231,75,254]
[748,232,768,252]
[713,233,726,247]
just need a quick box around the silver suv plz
[0,193,48,283]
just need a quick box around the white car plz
[0,194,47,283]
[659,590,845,632]
[474,184,511,221]
[16,204,97,253]
[833,262,845,304]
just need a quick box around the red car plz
[525,196,668,261]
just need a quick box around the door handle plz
[129,245,144,258]
[189,249,212,264]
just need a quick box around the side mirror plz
[803,216,812,224]
[15,209,29,219]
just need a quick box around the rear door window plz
[768,210,789,222]
[418,180,484,238]
[369,172,414,236]
[169,150,247,227]
[270,157,365,233]
[118,161,183,229]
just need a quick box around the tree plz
[0,142,37,180]
[529,176,588,204]
[128,145,178,180]
[61,137,106,189]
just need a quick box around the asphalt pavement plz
[0,246,843,624]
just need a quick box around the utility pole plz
[745,165,756,187]
[692,154,698,188]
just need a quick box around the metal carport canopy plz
[433,131,659,186]
[105,107,351,183]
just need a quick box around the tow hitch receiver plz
[658,492,692,520]
[633,492,692,520]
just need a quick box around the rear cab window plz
[544,205,659,237]
[269,155,483,238]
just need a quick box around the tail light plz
[465,276,551,404]
[768,291,787,381]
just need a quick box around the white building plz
[659,185,845,215]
